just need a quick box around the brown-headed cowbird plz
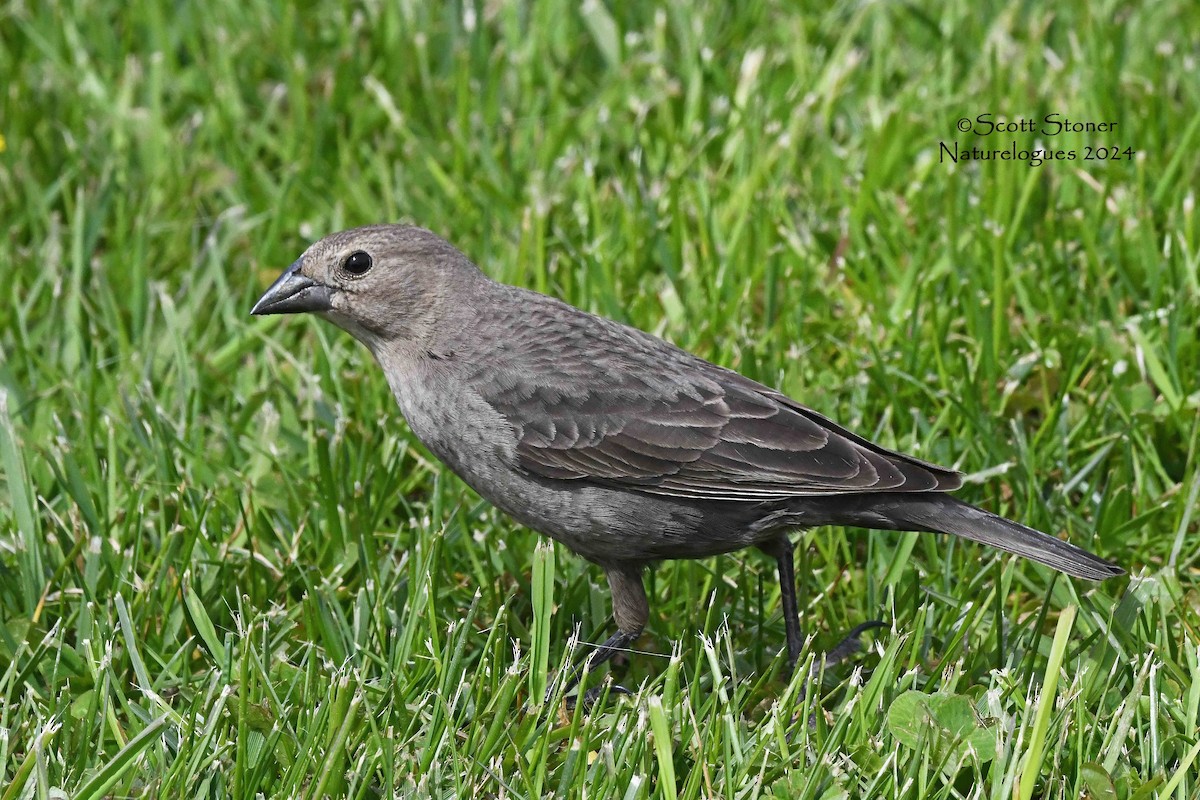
[252,224,1123,695]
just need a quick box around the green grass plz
[2,0,1199,797]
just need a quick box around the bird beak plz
[251,261,334,316]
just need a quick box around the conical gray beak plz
[251,262,334,315]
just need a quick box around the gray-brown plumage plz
[252,224,1123,694]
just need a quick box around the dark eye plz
[342,250,373,276]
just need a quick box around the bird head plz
[251,224,482,353]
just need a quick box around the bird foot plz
[547,681,632,719]
[819,619,887,670]
[795,619,887,727]
[568,682,632,711]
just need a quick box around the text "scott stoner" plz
[962,113,1119,135]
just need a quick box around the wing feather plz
[471,288,962,501]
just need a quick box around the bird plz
[251,223,1124,699]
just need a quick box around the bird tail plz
[837,493,1124,581]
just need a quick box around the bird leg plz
[760,534,886,674]
[760,535,805,666]
[554,563,647,705]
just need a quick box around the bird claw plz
[586,683,632,706]
[820,619,887,670]
[794,619,887,728]
[562,682,632,712]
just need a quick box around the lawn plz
[2,1,1198,798]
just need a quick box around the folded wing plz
[475,298,961,501]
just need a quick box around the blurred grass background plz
[1,0,1198,797]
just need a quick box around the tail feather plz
[915,495,1122,580]
[830,493,1124,581]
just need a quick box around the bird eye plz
[342,250,373,276]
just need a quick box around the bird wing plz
[473,292,962,501]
